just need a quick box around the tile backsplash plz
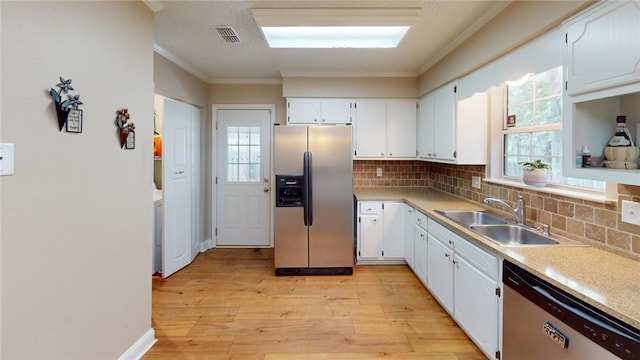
[354,160,640,259]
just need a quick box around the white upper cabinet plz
[417,92,435,159]
[354,99,417,159]
[562,1,640,185]
[564,1,640,96]
[387,101,418,158]
[418,81,488,164]
[287,98,353,124]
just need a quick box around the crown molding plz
[143,0,164,12]
[153,44,210,82]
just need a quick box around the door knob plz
[263,187,270,193]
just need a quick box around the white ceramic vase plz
[523,168,547,187]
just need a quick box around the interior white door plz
[162,98,192,277]
[191,106,202,260]
[216,108,272,246]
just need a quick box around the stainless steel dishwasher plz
[503,261,640,359]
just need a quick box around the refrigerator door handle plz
[303,151,313,226]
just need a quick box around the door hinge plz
[381,250,384,257]
[382,203,385,210]
[215,227,218,236]
[354,150,357,156]
[358,216,361,223]
[495,288,501,297]
[565,81,568,91]
[495,350,501,359]
[453,85,457,93]
[358,250,361,256]
[215,121,218,130]
[354,103,357,109]
[453,151,457,159]
[565,32,568,44]
[215,176,218,184]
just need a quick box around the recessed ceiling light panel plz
[252,8,419,49]
[262,26,409,48]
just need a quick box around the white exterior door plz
[215,107,272,246]
[162,98,192,277]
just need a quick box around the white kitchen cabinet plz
[356,201,406,264]
[403,204,415,270]
[564,1,640,96]
[382,202,405,259]
[417,81,487,164]
[417,92,435,159]
[454,255,500,359]
[426,219,501,360]
[357,202,383,261]
[354,100,417,159]
[427,227,454,314]
[413,213,428,285]
[287,98,353,124]
[386,101,418,158]
[562,1,640,186]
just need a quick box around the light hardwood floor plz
[144,248,486,359]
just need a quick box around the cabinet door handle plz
[444,253,450,258]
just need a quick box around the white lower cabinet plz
[454,255,499,358]
[427,231,454,313]
[413,210,429,285]
[403,205,416,270]
[356,201,406,264]
[427,219,501,360]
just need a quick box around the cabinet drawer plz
[455,238,499,280]
[359,201,382,214]
[428,219,454,246]
[415,211,428,230]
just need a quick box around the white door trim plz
[211,104,276,249]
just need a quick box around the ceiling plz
[151,1,512,84]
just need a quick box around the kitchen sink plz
[468,224,587,247]
[435,210,508,226]
[469,224,557,246]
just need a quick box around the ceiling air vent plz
[212,26,241,44]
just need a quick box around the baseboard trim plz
[200,238,215,251]
[118,328,156,360]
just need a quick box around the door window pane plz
[226,126,260,182]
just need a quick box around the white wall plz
[1,1,154,358]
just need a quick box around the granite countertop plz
[354,186,640,330]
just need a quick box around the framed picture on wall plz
[66,109,83,133]
[125,131,135,149]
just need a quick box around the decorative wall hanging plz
[116,108,135,149]
[49,77,83,132]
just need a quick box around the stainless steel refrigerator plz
[274,124,354,275]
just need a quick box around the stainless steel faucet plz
[483,195,525,225]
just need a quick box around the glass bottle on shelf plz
[603,115,639,169]
[607,115,634,147]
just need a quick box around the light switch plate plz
[0,143,15,176]
[376,167,382,177]
[621,200,640,226]
[472,176,481,189]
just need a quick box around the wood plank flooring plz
[144,248,486,360]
